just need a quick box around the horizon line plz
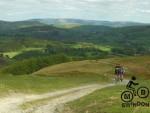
[0,17,149,24]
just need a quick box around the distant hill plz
[34,18,146,27]
[0,18,148,31]
[2,24,149,47]
[0,23,150,54]
[0,19,150,55]
[0,20,45,31]
[0,19,146,30]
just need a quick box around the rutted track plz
[0,81,128,113]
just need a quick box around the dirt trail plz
[0,81,128,113]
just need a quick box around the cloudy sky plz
[0,0,150,23]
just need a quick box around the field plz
[70,42,112,52]
[53,23,81,29]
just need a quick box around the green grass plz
[71,42,112,52]
[0,56,149,113]
[2,47,44,58]
[35,56,150,80]
[0,73,110,96]
[3,51,20,58]
[63,79,150,113]
[0,56,149,96]
[53,24,81,29]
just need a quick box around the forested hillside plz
[0,22,150,56]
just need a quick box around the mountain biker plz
[120,65,125,82]
[115,64,124,82]
[126,76,139,95]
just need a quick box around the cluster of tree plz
[112,45,150,56]
[45,45,109,59]
[3,54,71,75]
[14,51,46,60]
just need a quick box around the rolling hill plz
[1,24,150,52]
[0,19,150,57]
[0,20,45,31]
[1,56,149,96]
[1,23,150,46]
[34,56,150,78]
[0,18,145,31]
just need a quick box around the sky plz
[0,0,150,23]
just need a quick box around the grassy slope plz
[0,56,149,97]
[0,59,110,96]
[0,67,113,98]
[60,56,150,113]
[0,74,105,96]
[35,56,150,78]
[18,56,150,112]
[34,60,113,77]
[0,58,109,96]
[0,57,111,95]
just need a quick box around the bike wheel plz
[137,87,149,98]
[121,90,134,102]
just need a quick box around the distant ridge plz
[0,18,147,28]
[33,18,146,27]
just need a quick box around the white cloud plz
[138,9,150,13]
[84,0,126,2]
[0,0,150,22]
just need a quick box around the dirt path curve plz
[0,80,128,113]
